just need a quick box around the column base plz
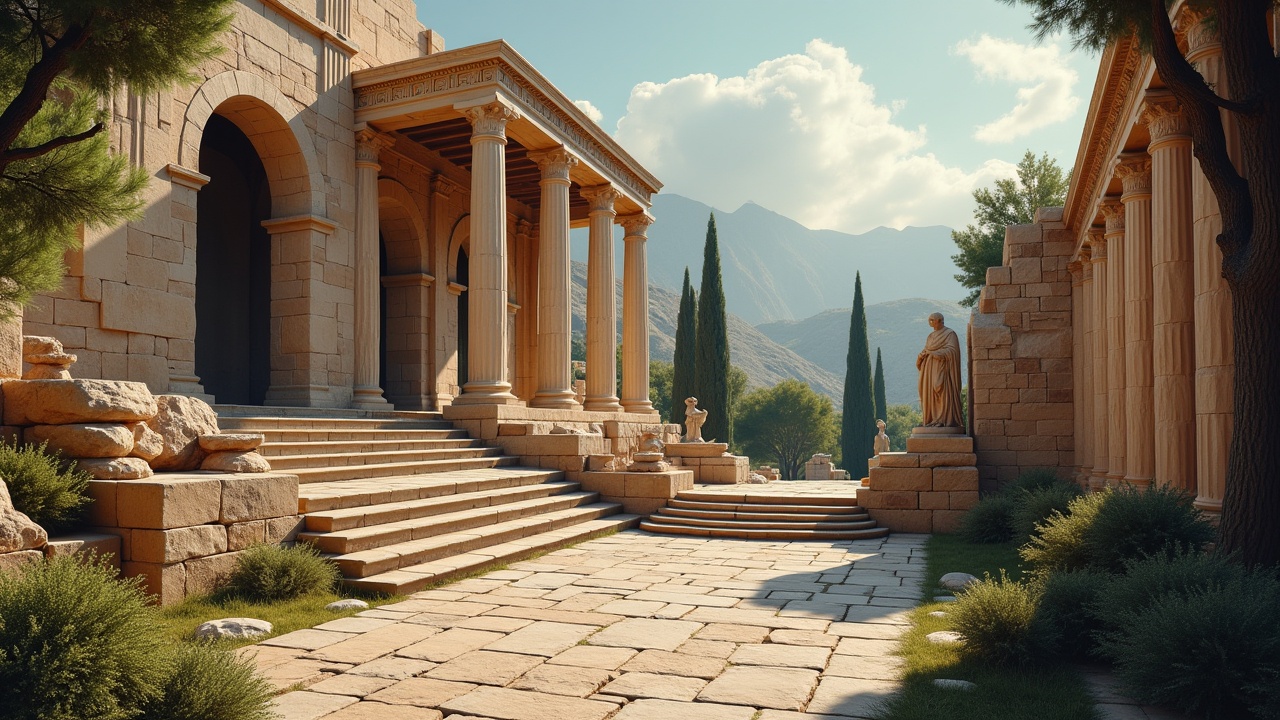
[453,381,521,406]
[1105,472,1126,488]
[265,384,336,408]
[352,385,392,410]
[530,389,581,410]
[583,396,623,412]
[621,399,655,414]
[1194,495,1222,514]
[1088,470,1107,493]
[1121,474,1152,490]
[167,375,215,404]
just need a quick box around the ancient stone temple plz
[968,5,1235,519]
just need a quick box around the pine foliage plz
[694,213,731,444]
[671,267,697,428]
[840,272,875,466]
[872,347,887,422]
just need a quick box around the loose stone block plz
[220,473,298,523]
[131,523,228,563]
[201,450,272,473]
[115,475,221,529]
[25,423,134,458]
[146,394,220,471]
[868,467,931,492]
[126,421,163,461]
[76,457,153,479]
[0,549,44,570]
[198,433,264,452]
[905,435,974,454]
[2,379,156,426]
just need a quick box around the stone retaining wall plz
[857,435,980,533]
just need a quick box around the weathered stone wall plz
[968,210,1075,492]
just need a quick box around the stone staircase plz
[640,488,890,540]
[216,407,641,594]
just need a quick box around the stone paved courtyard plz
[250,529,922,720]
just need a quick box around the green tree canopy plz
[883,404,921,455]
[873,347,887,423]
[950,150,1069,306]
[840,272,875,467]
[0,0,233,314]
[671,267,697,427]
[694,213,731,444]
[735,379,837,480]
[648,360,673,424]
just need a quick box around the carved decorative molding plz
[515,219,533,240]
[355,127,390,166]
[580,185,621,215]
[1088,229,1107,261]
[261,214,337,235]
[528,147,578,182]
[619,213,655,238]
[1142,91,1191,144]
[1115,154,1153,197]
[462,101,519,139]
[1180,6,1220,59]
[166,163,211,190]
[381,272,435,288]
[1100,199,1125,234]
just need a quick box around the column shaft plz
[529,149,578,409]
[1070,261,1089,484]
[454,102,518,405]
[1079,252,1095,485]
[353,128,391,409]
[620,214,655,413]
[581,186,622,411]
[1101,200,1127,486]
[1117,155,1155,487]
[1089,233,1109,491]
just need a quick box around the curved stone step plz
[666,499,863,515]
[658,506,871,523]
[674,490,858,506]
[638,519,889,541]
[288,455,520,484]
[647,513,880,532]
[298,468,565,513]
[305,480,582,531]
[268,445,503,470]
[302,491,602,554]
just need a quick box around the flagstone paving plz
[249,529,924,719]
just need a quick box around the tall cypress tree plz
[671,267,698,429]
[873,347,887,422]
[840,273,875,465]
[694,213,732,445]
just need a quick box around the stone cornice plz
[352,41,662,203]
[261,214,337,235]
[381,272,435,288]
[166,163,210,190]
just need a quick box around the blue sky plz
[417,1,1099,234]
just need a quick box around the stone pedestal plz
[857,434,979,533]
[663,442,748,484]
[571,469,694,515]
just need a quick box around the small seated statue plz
[683,397,708,443]
[873,419,890,456]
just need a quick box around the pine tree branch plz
[0,17,94,173]
[3,122,103,163]
[1149,0,1253,115]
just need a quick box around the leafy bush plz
[1035,569,1109,659]
[958,494,1016,544]
[1009,483,1082,542]
[1093,550,1249,631]
[138,643,275,720]
[1004,467,1071,494]
[950,571,1054,666]
[1081,484,1214,574]
[1020,490,1106,575]
[0,440,91,533]
[226,543,339,601]
[1096,573,1280,719]
[0,555,169,720]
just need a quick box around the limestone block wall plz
[968,214,1076,492]
[858,435,980,533]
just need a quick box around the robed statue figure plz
[916,313,964,428]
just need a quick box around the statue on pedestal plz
[873,419,890,456]
[683,397,708,442]
[916,313,964,428]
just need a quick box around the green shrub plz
[1082,483,1214,574]
[1093,550,1248,631]
[1004,467,1070,494]
[0,440,91,533]
[138,643,274,720]
[0,555,169,720]
[1009,483,1082,542]
[958,494,1016,544]
[226,543,340,601]
[1035,569,1109,659]
[1096,574,1280,719]
[1020,490,1106,575]
[950,571,1054,666]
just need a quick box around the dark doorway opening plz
[456,246,469,388]
[379,233,388,397]
[195,114,272,406]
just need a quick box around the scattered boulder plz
[939,572,980,592]
[926,631,964,645]
[146,395,220,471]
[744,473,769,484]
[550,425,587,435]
[197,433,263,453]
[928,611,948,618]
[2,379,157,426]
[126,422,164,462]
[933,679,976,691]
[0,479,47,553]
[194,618,273,640]
[21,335,76,380]
[201,451,271,473]
[326,598,370,612]
[25,423,135,458]
[76,457,153,480]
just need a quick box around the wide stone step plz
[287,455,520,484]
[259,437,481,457]
[249,428,471,444]
[302,491,602,554]
[666,499,864,515]
[331,503,626,578]
[675,490,858,506]
[344,516,642,595]
[658,506,872,523]
[268,445,503,470]
[298,468,564,513]
[305,480,582,532]
[214,404,443,421]
[647,513,880,531]
[638,519,890,541]
[217,416,452,431]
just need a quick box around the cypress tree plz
[671,267,698,429]
[873,347,887,423]
[694,213,732,445]
[840,272,875,465]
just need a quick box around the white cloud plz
[613,40,1016,234]
[954,34,1079,143]
[573,99,604,124]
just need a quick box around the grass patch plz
[156,591,397,649]
[873,534,1098,720]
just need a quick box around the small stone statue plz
[683,397,708,443]
[916,312,964,428]
[628,432,669,472]
[874,419,890,456]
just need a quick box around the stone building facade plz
[21,0,662,419]
[969,4,1238,518]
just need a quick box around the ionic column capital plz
[1068,260,1084,285]
[619,212,654,239]
[1141,91,1191,146]
[580,185,621,215]
[528,147,579,183]
[461,101,520,142]
[516,218,534,240]
[1087,229,1107,261]
[1115,153,1153,199]
[355,127,391,168]
[1099,198,1125,235]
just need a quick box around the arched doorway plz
[456,246,469,388]
[195,114,271,405]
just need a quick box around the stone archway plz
[377,178,432,408]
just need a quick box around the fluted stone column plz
[1187,13,1236,516]
[581,185,622,411]
[1078,246,1095,486]
[1070,260,1088,484]
[1088,230,1109,491]
[454,101,519,405]
[353,128,391,409]
[1144,91,1197,492]
[528,148,579,409]
[620,213,655,414]
[1116,154,1154,488]
[1100,200,1126,486]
